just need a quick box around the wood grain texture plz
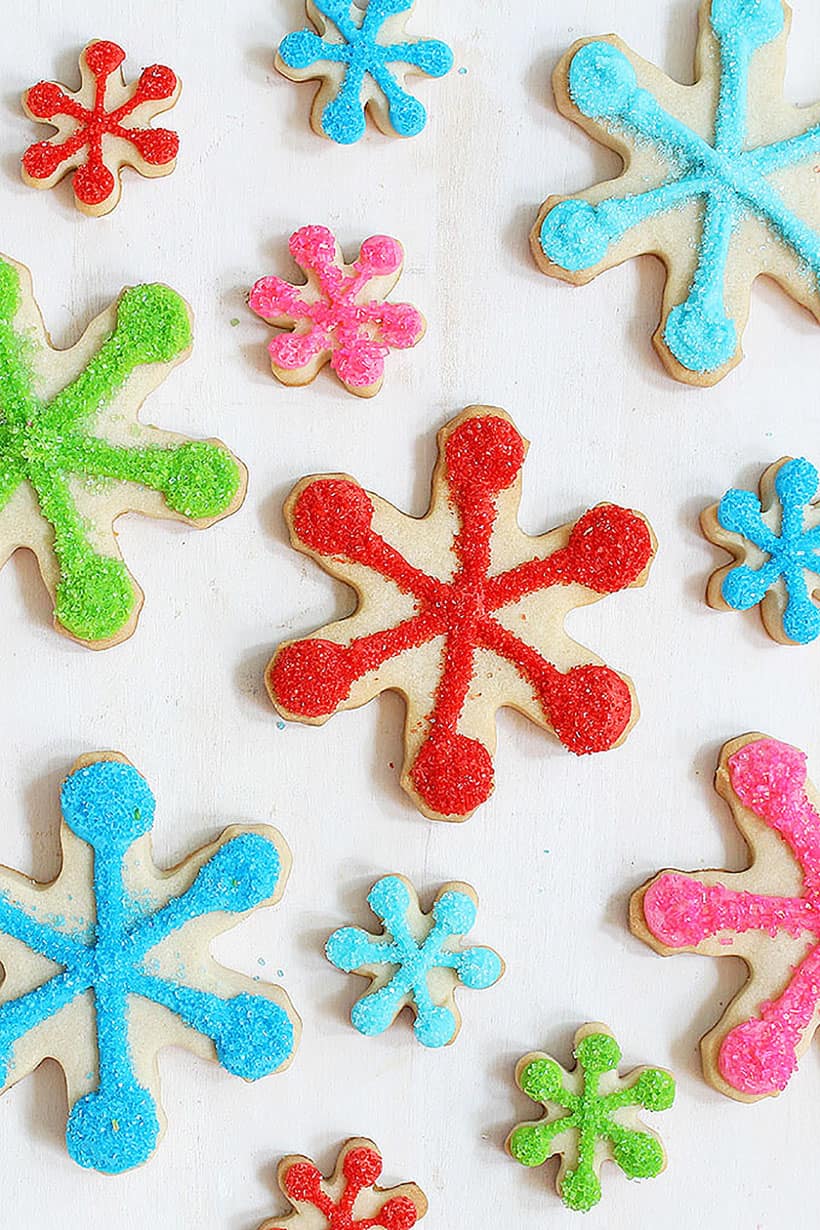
[1,1,819,1226]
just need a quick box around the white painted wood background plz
[1,1,818,1226]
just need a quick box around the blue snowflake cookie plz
[703,456,820,645]
[276,0,453,143]
[533,0,820,385]
[0,754,301,1174]
[326,874,503,1048]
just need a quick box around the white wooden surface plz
[1,2,818,1227]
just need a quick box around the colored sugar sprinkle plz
[0,257,243,646]
[277,0,453,143]
[508,1026,675,1212]
[537,0,820,381]
[326,875,503,1047]
[0,756,299,1173]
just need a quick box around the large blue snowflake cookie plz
[533,0,820,386]
[703,456,820,644]
[276,0,453,144]
[326,874,504,1048]
[0,753,301,1174]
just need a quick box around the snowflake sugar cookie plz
[702,457,820,644]
[631,734,820,1100]
[261,1138,427,1229]
[249,226,425,397]
[326,875,503,1048]
[267,406,656,822]
[0,753,300,1173]
[276,0,453,143]
[507,1024,675,1212]
[0,254,246,648]
[533,0,820,385]
[22,40,180,216]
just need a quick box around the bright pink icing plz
[249,225,424,390]
[643,737,820,1096]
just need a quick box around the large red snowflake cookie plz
[22,40,180,217]
[267,406,656,822]
[260,1138,427,1229]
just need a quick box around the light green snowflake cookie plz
[506,1023,675,1212]
[0,254,246,648]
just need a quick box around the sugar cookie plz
[631,734,820,1101]
[22,39,180,216]
[261,1138,427,1228]
[249,226,424,397]
[0,254,246,648]
[533,0,820,385]
[276,0,452,144]
[507,1024,675,1212]
[0,753,300,1173]
[326,875,503,1048]
[267,406,656,822]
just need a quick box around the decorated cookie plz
[267,405,656,822]
[0,752,300,1173]
[0,254,245,649]
[22,40,180,216]
[249,226,425,397]
[276,0,453,144]
[261,1138,427,1229]
[631,734,820,1101]
[702,457,820,645]
[507,1024,675,1212]
[532,0,820,385]
[326,875,503,1048]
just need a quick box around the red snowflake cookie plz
[249,225,425,397]
[268,406,656,822]
[22,39,180,217]
[261,1138,427,1229]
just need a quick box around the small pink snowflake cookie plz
[249,225,425,397]
[21,39,180,217]
[631,733,820,1101]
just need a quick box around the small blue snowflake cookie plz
[276,0,453,144]
[533,0,820,385]
[326,875,504,1047]
[0,753,301,1174]
[703,456,820,644]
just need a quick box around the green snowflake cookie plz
[0,255,246,647]
[507,1023,675,1212]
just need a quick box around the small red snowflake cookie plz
[21,39,181,217]
[267,405,657,822]
[260,1138,427,1229]
[249,225,425,397]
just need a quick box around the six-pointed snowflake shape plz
[631,734,820,1101]
[702,456,820,645]
[533,0,820,385]
[22,39,180,216]
[249,226,425,397]
[0,753,300,1173]
[507,1024,675,1212]
[261,1138,428,1229]
[267,405,656,822]
[326,875,503,1048]
[0,254,245,648]
[276,0,453,144]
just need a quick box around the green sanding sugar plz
[0,259,241,644]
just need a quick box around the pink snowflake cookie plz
[249,225,425,397]
[631,733,820,1101]
[21,40,180,217]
